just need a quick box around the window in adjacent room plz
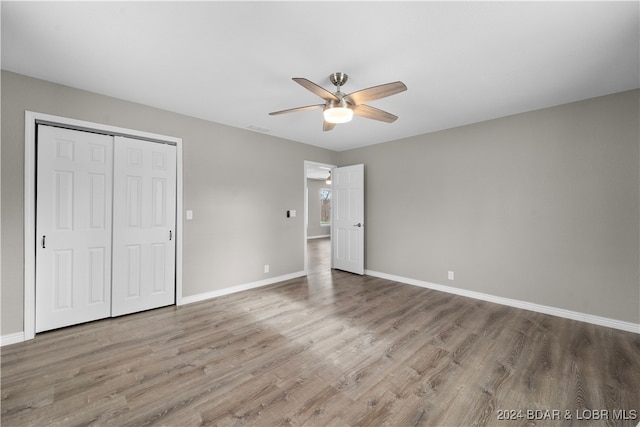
[320,188,331,226]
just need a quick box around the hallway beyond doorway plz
[306,237,330,274]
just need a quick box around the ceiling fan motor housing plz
[325,91,349,108]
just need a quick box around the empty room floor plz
[2,238,639,426]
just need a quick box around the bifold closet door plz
[111,136,177,316]
[36,126,114,332]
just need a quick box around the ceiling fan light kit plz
[323,100,353,124]
[269,72,407,131]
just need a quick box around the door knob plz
[353,223,363,227]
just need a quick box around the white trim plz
[179,271,306,305]
[0,332,26,347]
[24,113,37,341]
[29,112,182,145]
[307,234,330,240]
[175,133,184,307]
[365,270,640,334]
[23,111,184,341]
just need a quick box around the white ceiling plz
[2,1,638,152]
[307,164,333,181]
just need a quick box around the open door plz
[332,164,364,275]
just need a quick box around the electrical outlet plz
[448,271,454,280]
[264,264,270,273]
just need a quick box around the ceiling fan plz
[269,72,407,131]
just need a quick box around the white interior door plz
[332,164,364,275]
[111,136,177,316]
[36,125,113,332]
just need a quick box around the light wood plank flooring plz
[2,238,639,426]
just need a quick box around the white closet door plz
[36,126,114,332]
[111,136,177,316]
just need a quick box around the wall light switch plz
[448,271,455,280]
[186,210,193,220]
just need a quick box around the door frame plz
[24,111,183,341]
[303,160,336,274]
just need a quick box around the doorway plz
[304,161,335,274]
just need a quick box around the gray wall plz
[339,90,640,324]
[307,179,331,238]
[1,71,337,335]
[2,70,638,336]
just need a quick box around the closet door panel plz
[112,137,176,316]
[36,126,113,332]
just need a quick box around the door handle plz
[41,235,46,249]
[353,223,363,228]
[169,230,173,241]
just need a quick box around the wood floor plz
[2,237,639,426]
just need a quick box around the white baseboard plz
[307,234,330,240]
[2,271,307,346]
[179,271,306,306]
[6,269,635,346]
[365,270,640,334]
[1,332,25,347]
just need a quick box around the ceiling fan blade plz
[293,78,339,102]
[352,104,398,123]
[345,81,407,105]
[323,121,336,132]
[269,104,324,115]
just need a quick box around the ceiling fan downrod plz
[329,72,348,92]
[324,73,352,123]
